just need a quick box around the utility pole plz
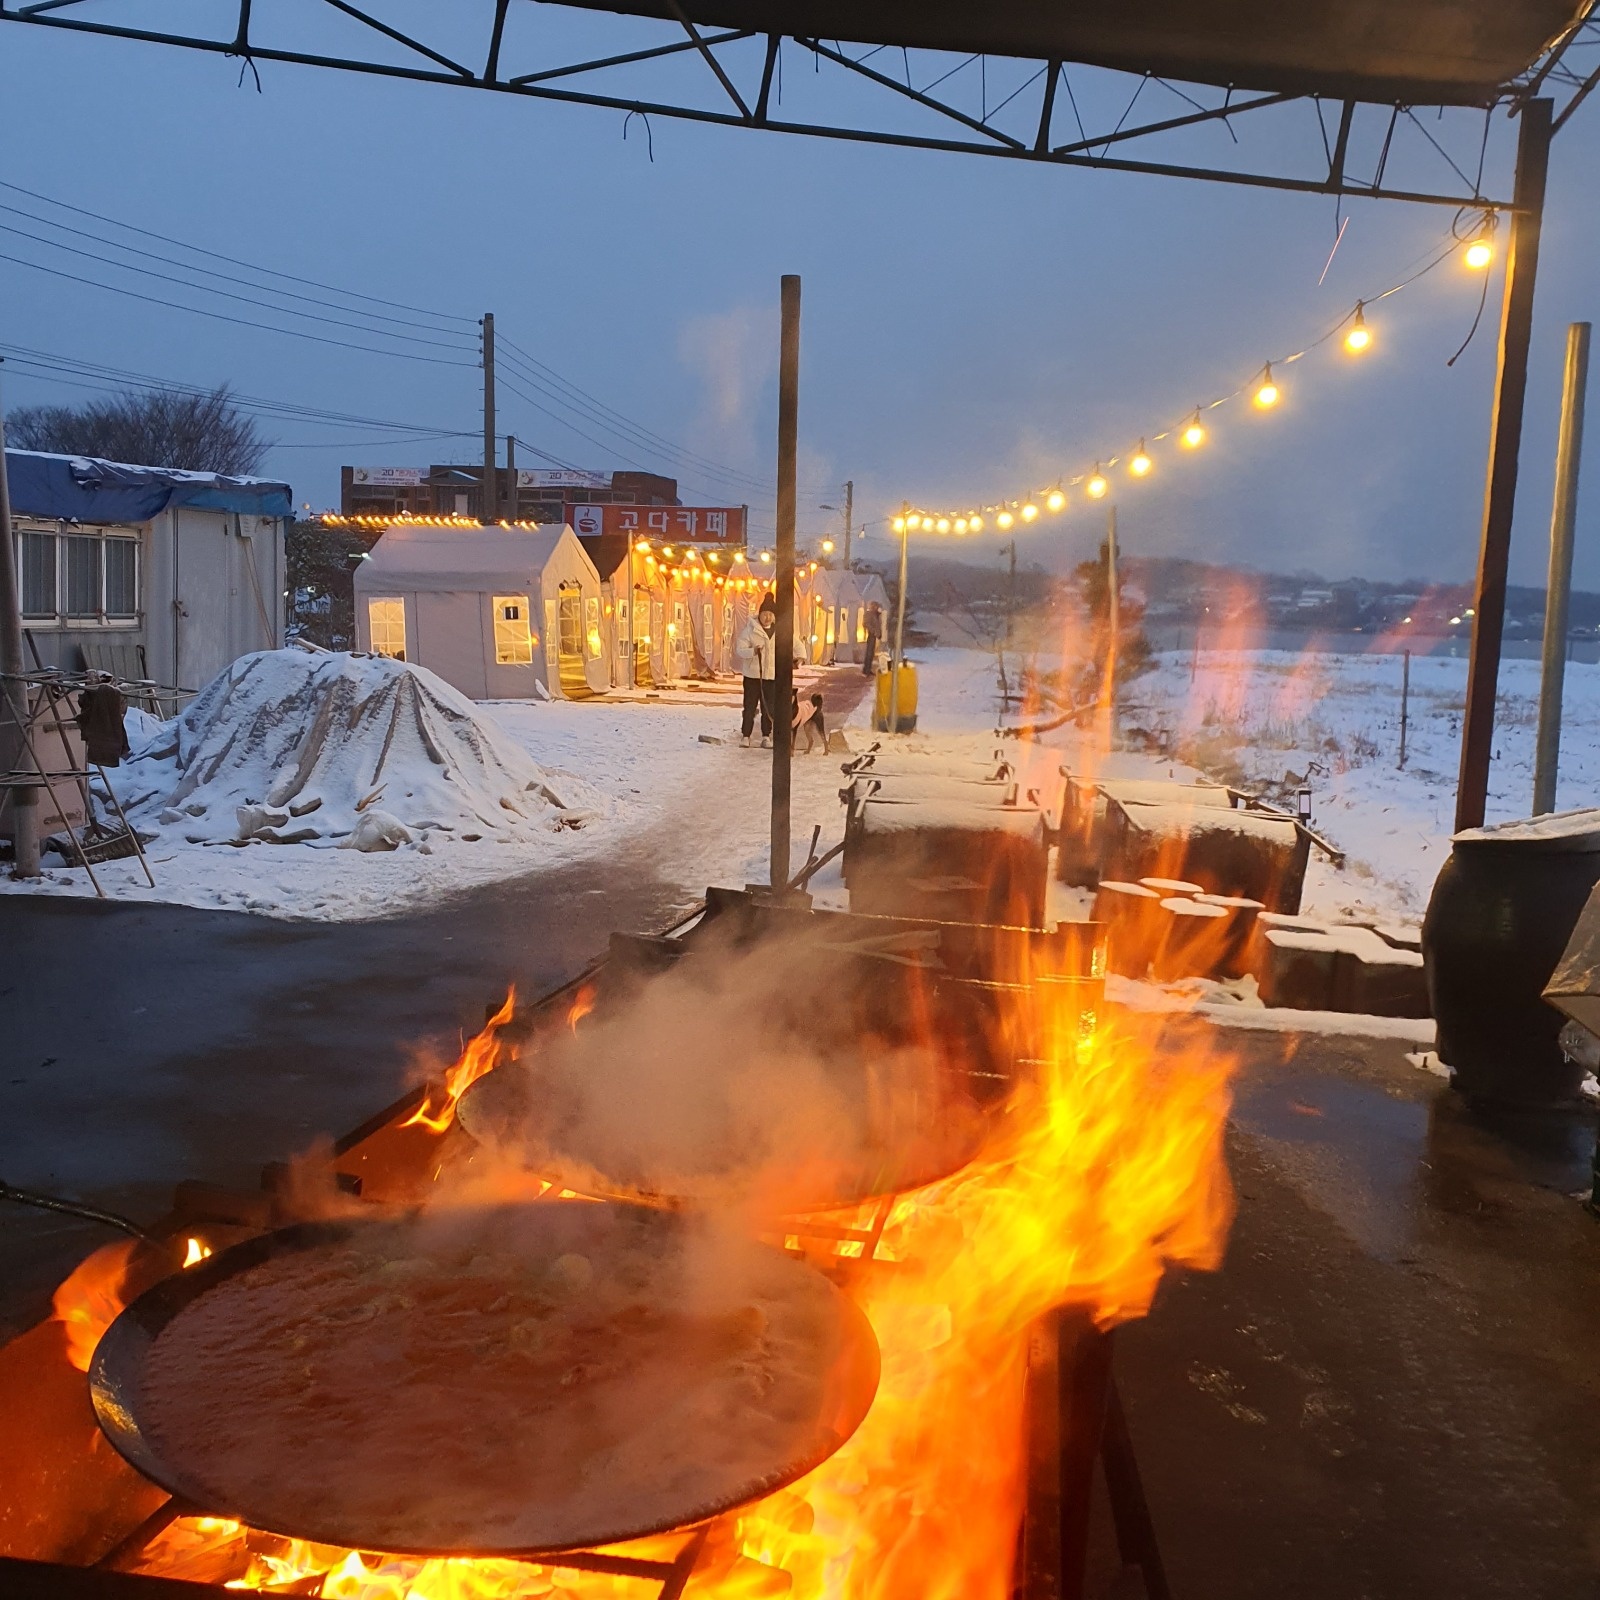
[505,435,517,523]
[481,313,497,524]
[1103,504,1120,750]
[1006,538,1018,646]
[1456,98,1553,831]
[0,366,38,878]
[1534,321,1591,814]
[842,480,854,566]
[888,504,910,734]
[770,275,801,894]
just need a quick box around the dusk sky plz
[2,9,1598,588]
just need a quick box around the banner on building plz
[351,466,424,486]
[569,504,747,544]
[518,469,611,489]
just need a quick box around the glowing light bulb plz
[954,518,968,534]
[1254,365,1280,409]
[969,514,984,532]
[661,546,674,557]
[1045,489,1066,513]
[821,539,834,552]
[892,516,906,533]
[1129,442,1152,477]
[1086,469,1108,500]
[1344,303,1371,353]
[1021,503,1039,522]
[906,514,922,531]
[1181,413,1206,449]
[932,517,947,533]
[760,550,773,563]
[997,510,1015,530]
[1464,236,1493,270]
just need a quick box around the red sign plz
[569,503,747,545]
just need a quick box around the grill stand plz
[1022,1311,1170,1600]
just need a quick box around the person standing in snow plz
[861,603,883,677]
[738,597,777,747]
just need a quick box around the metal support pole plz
[1399,648,1411,770]
[481,312,497,523]
[888,510,909,733]
[0,366,39,878]
[505,433,516,522]
[1103,504,1119,748]
[1456,98,1553,831]
[1534,322,1590,815]
[769,274,800,892]
[842,479,853,567]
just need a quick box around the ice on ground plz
[108,650,591,848]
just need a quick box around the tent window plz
[368,597,407,660]
[585,596,603,657]
[493,594,534,665]
[558,588,583,657]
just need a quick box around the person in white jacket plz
[738,598,777,747]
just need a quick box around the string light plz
[1045,489,1066,513]
[969,514,983,532]
[1344,303,1371,354]
[997,509,1015,530]
[892,515,907,533]
[1181,412,1206,449]
[760,550,773,563]
[1086,468,1108,499]
[954,517,968,534]
[1129,441,1152,477]
[821,539,834,552]
[1464,229,1494,270]
[1020,502,1039,522]
[1253,365,1280,408]
[936,517,951,533]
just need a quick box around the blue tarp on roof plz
[4,450,293,523]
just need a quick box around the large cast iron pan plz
[89,1200,880,1558]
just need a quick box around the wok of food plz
[92,1202,880,1554]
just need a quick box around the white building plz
[353,521,608,700]
[7,449,290,702]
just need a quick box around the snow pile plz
[110,650,590,849]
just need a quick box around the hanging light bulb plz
[1344,302,1371,353]
[1021,502,1039,522]
[936,517,951,533]
[891,515,906,533]
[969,513,984,532]
[1129,441,1152,477]
[997,510,1015,530]
[954,517,968,534]
[1253,365,1280,408]
[820,539,834,553]
[1086,467,1108,499]
[906,513,922,530]
[1045,488,1066,513]
[760,550,773,563]
[1181,412,1206,449]
[1464,224,1494,270]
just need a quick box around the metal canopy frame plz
[0,1,1595,209]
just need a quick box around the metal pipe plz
[1534,322,1590,815]
[0,367,39,878]
[1456,98,1553,832]
[769,274,799,892]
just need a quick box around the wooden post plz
[1399,648,1411,770]
[1534,322,1590,814]
[888,509,909,732]
[1102,504,1119,749]
[1456,98,1553,831]
[770,275,800,892]
[480,313,497,523]
[0,366,39,878]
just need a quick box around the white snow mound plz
[111,650,584,847]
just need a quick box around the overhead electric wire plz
[0,177,476,330]
[0,249,479,366]
[0,200,480,342]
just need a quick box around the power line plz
[0,177,476,330]
[0,249,479,366]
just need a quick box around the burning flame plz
[566,983,598,1035]
[51,1239,136,1374]
[127,941,1233,1600]
[400,990,517,1134]
[183,1237,213,1268]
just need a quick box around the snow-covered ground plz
[5,643,1590,932]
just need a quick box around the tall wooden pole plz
[505,434,516,523]
[842,479,854,566]
[0,366,38,877]
[481,313,497,523]
[1103,503,1119,749]
[770,275,800,892]
[1534,321,1590,814]
[888,509,909,732]
[1455,98,1553,831]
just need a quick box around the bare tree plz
[8,385,271,475]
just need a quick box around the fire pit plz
[0,887,1234,1600]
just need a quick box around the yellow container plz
[873,662,918,732]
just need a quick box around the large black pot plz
[1422,811,1600,1108]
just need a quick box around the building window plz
[368,597,407,659]
[21,531,57,619]
[493,595,534,665]
[105,539,139,618]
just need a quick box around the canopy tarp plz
[5,449,292,523]
[565,0,1583,103]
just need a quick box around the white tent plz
[804,567,889,665]
[354,522,607,700]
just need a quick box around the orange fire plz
[126,944,1233,1600]
[566,982,598,1035]
[51,1238,137,1374]
[401,990,517,1134]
